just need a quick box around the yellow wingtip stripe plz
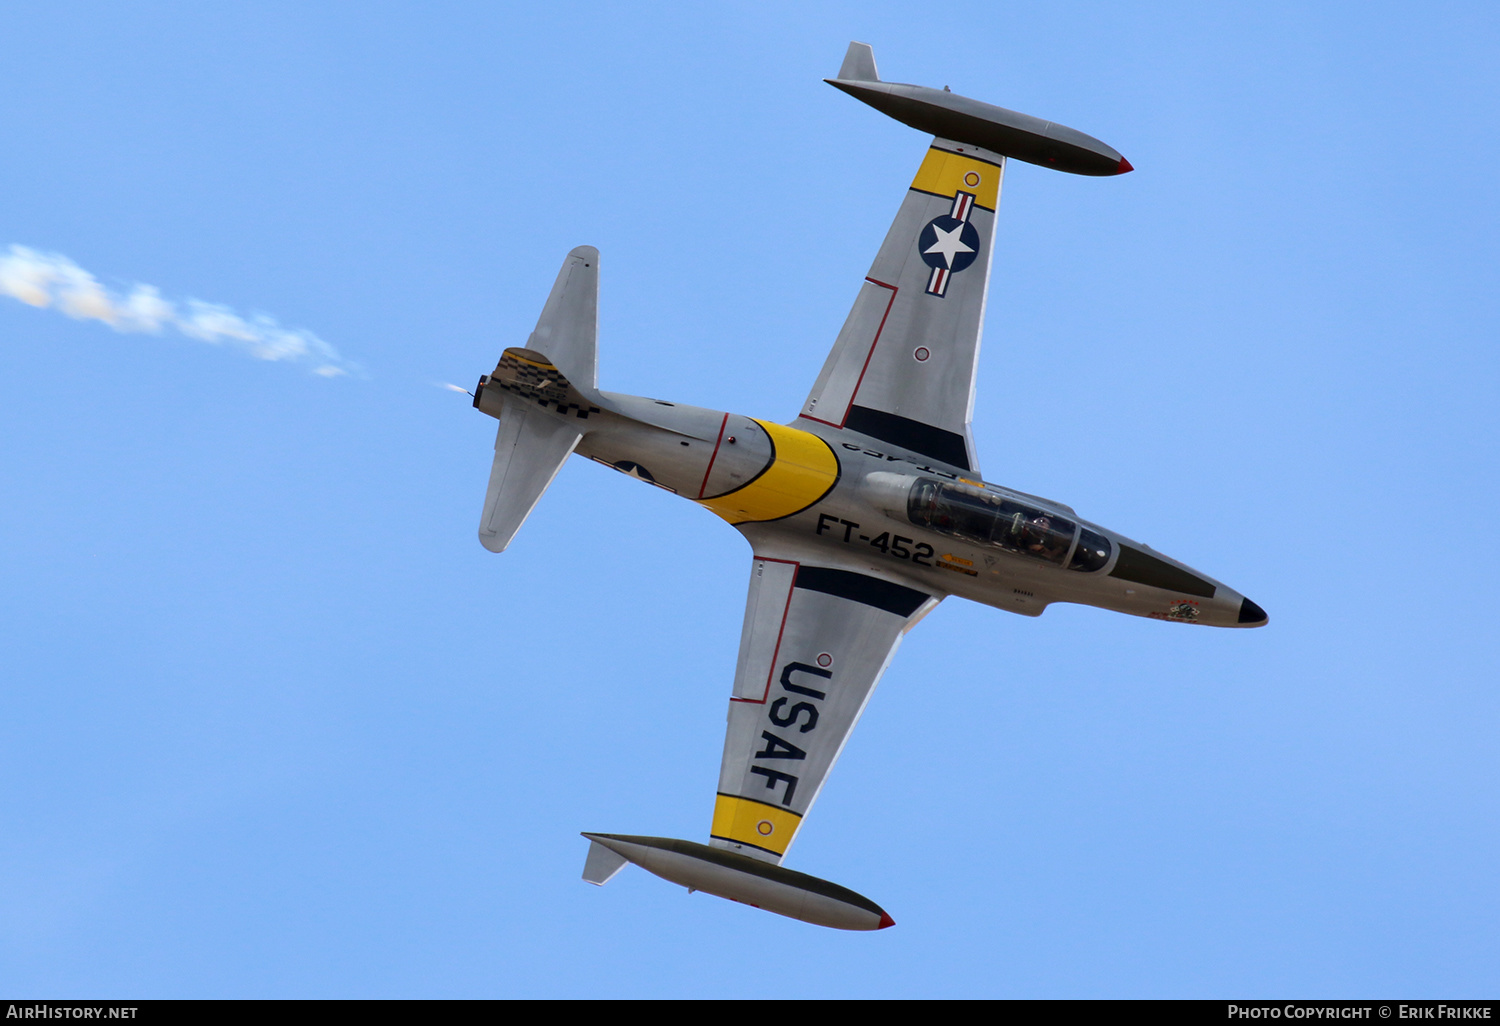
[711,794,803,856]
[909,146,1003,211]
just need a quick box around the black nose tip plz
[1238,597,1268,625]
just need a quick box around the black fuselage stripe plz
[794,566,929,618]
[1108,545,1218,598]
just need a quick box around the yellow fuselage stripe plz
[696,420,839,525]
[711,794,803,856]
[908,146,1002,211]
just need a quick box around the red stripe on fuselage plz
[697,412,730,499]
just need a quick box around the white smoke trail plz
[0,244,350,377]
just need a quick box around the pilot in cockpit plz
[1024,515,1053,553]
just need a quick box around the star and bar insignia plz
[918,191,981,297]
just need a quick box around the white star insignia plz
[924,223,974,269]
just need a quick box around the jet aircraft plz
[470,43,1267,931]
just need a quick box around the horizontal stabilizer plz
[478,395,583,553]
[580,832,894,931]
[827,43,1131,177]
[582,840,629,886]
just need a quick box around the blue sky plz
[2,1,1497,998]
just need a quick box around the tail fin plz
[524,245,599,396]
[472,246,603,553]
[837,41,879,83]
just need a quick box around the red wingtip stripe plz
[1116,156,1134,174]
[878,912,896,929]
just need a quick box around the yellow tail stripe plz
[501,346,556,369]
[696,420,839,525]
[711,794,803,856]
[909,146,1002,211]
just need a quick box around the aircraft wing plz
[800,140,1005,475]
[710,552,941,863]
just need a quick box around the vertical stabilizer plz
[472,245,605,555]
[526,246,600,397]
[837,42,879,83]
[581,840,629,886]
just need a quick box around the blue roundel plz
[917,216,981,274]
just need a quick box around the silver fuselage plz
[572,392,1261,630]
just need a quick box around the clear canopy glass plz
[907,479,1078,566]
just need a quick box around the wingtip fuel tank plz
[580,833,894,931]
[828,41,1132,177]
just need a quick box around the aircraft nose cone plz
[1237,597,1268,626]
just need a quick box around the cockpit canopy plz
[906,478,1111,572]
